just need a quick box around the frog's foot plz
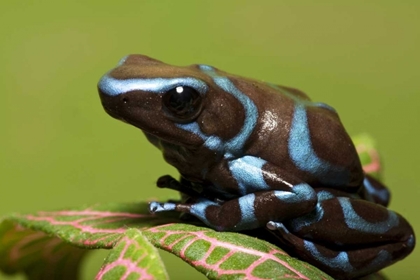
[267,221,287,231]
[157,175,189,193]
[149,201,177,213]
[149,200,199,214]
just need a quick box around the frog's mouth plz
[99,99,120,120]
[98,88,128,123]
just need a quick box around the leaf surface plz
[144,223,332,279]
[0,203,332,279]
[96,228,168,280]
[0,220,88,280]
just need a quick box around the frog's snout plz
[98,88,117,119]
[97,74,125,120]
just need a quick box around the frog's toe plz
[267,221,288,232]
[156,175,177,189]
[149,201,176,213]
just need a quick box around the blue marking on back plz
[363,177,390,203]
[289,104,350,186]
[228,156,270,195]
[338,197,399,234]
[270,84,350,185]
[98,74,208,96]
[304,240,354,272]
[199,65,258,156]
[236,194,259,230]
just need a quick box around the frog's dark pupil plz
[163,86,202,121]
[169,87,192,110]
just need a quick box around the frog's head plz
[98,55,245,150]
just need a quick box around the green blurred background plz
[1,1,418,279]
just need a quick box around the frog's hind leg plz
[267,194,415,279]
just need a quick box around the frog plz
[97,54,415,279]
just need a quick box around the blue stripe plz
[317,190,335,201]
[273,183,316,204]
[98,74,208,96]
[338,197,399,234]
[228,156,270,195]
[199,65,258,156]
[236,194,259,229]
[175,64,262,195]
[189,198,219,228]
[287,191,333,232]
[289,204,324,232]
[176,122,225,151]
[304,240,354,272]
[288,104,350,185]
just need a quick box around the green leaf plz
[0,202,178,280]
[144,223,332,279]
[97,228,168,280]
[0,202,332,279]
[3,202,180,249]
[0,219,88,280]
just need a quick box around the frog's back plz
[229,76,364,191]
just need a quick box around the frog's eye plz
[162,86,203,122]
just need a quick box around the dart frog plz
[98,55,415,279]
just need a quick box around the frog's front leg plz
[150,162,317,231]
[150,187,316,231]
[156,175,204,198]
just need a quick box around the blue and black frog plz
[98,55,415,279]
